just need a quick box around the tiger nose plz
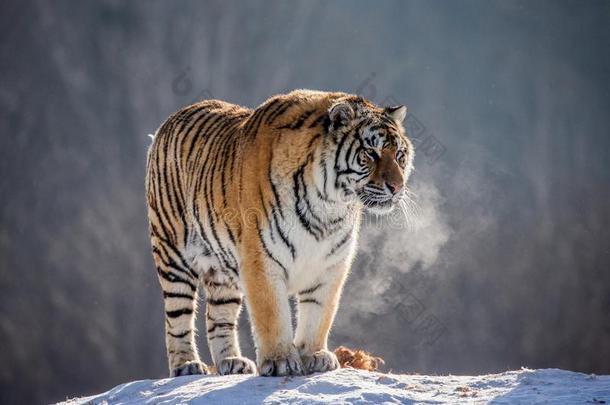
[386,181,402,195]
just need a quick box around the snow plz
[59,368,610,404]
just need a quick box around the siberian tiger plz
[145,89,414,377]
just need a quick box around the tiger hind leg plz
[152,240,209,377]
[203,268,256,375]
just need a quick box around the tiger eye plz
[397,153,406,167]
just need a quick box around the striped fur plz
[146,89,414,377]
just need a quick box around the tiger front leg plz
[294,265,349,374]
[241,249,303,376]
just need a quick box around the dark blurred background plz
[1,1,609,403]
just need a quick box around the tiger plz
[145,89,414,377]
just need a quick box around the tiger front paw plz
[301,349,340,374]
[171,360,210,377]
[258,347,304,377]
[217,356,257,375]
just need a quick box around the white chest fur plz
[268,205,360,295]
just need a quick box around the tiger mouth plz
[357,191,396,210]
[364,198,394,208]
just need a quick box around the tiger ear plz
[328,102,355,130]
[385,105,407,123]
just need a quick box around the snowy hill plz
[59,368,609,404]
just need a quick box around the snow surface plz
[59,368,610,405]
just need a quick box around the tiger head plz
[327,96,414,215]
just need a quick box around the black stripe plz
[268,147,285,220]
[177,103,212,135]
[319,150,335,202]
[185,114,224,162]
[257,219,289,280]
[308,133,322,149]
[327,232,352,258]
[168,330,191,338]
[161,131,181,232]
[265,100,295,125]
[204,280,232,289]
[259,185,274,242]
[156,267,197,292]
[168,116,189,247]
[293,162,323,240]
[153,242,199,279]
[166,308,193,318]
[278,109,315,130]
[300,171,338,234]
[150,223,176,254]
[163,291,194,299]
[207,297,242,306]
[244,98,281,136]
[344,138,359,167]
[242,101,270,134]
[152,248,199,280]
[333,130,351,171]
[209,117,241,206]
[209,334,230,340]
[271,207,296,260]
[207,322,236,333]
[298,283,323,296]
[218,117,243,206]
[152,136,180,244]
[309,113,330,130]
[299,298,322,305]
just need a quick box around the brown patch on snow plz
[334,346,385,372]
